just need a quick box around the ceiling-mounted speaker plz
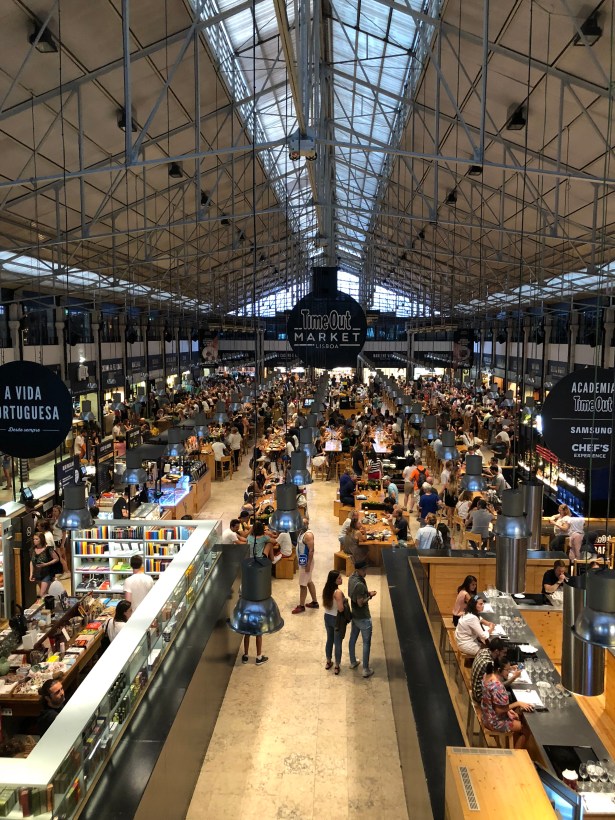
[126,327,138,344]
[164,326,173,343]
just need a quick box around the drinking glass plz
[599,762,609,792]
[579,763,589,791]
[587,761,599,792]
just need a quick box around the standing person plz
[348,560,377,678]
[0,452,12,491]
[351,442,364,477]
[29,534,62,597]
[402,461,414,511]
[112,489,130,519]
[417,484,441,524]
[73,428,86,460]
[292,520,319,613]
[322,570,347,675]
[226,426,243,470]
[123,554,154,611]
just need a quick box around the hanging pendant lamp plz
[460,455,486,491]
[212,400,229,424]
[228,556,284,637]
[123,451,148,485]
[166,427,185,456]
[57,484,93,530]
[439,430,459,461]
[289,451,312,486]
[269,483,303,532]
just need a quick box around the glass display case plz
[0,519,221,818]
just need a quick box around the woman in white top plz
[455,596,494,656]
[321,570,347,675]
[455,491,472,522]
[549,504,571,550]
[402,464,414,510]
[415,513,440,549]
[106,600,132,642]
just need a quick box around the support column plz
[54,306,67,383]
[603,308,614,370]
[8,303,22,362]
[540,315,552,400]
[568,310,579,372]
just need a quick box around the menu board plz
[95,437,114,493]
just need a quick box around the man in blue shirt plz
[384,476,399,504]
[418,484,441,524]
[339,469,356,506]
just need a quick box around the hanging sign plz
[452,329,475,369]
[0,361,73,458]
[541,367,615,467]
[287,291,367,369]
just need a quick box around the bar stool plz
[215,457,233,481]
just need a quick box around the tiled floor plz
[187,461,410,820]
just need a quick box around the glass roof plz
[191,0,435,263]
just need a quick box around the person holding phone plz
[481,658,533,748]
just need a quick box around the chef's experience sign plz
[541,367,615,467]
[0,361,73,458]
[287,290,367,369]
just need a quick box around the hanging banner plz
[0,361,73,458]
[287,291,367,369]
[541,367,615,467]
[201,336,219,363]
[452,329,475,369]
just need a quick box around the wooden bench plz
[334,550,354,577]
[273,549,297,580]
[338,505,354,525]
[333,499,341,518]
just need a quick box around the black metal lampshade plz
[212,401,229,424]
[289,451,312,486]
[193,412,208,437]
[81,400,95,422]
[439,430,459,460]
[299,427,316,457]
[409,402,423,424]
[421,415,438,441]
[269,483,303,532]
[228,557,284,636]
[229,393,242,412]
[123,451,148,485]
[460,455,486,491]
[574,569,615,648]
[57,484,93,530]
[166,427,185,456]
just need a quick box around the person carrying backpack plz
[409,461,431,513]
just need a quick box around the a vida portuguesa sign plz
[0,361,73,458]
[541,366,615,467]
[287,291,367,369]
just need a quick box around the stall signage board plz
[541,367,615,467]
[54,456,80,494]
[287,290,367,368]
[101,359,124,388]
[149,354,163,371]
[128,356,145,372]
[126,428,141,449]
[0,361,73,458]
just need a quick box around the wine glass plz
[599,761,610,792]
[587,761,599,792]
[579,763,589,791]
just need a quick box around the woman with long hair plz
[452,575,478,625]
[322,569,347,675]
[107,599,132,642]
[455,595,495,656]
[29,534,61,596]
[482,658,533,748]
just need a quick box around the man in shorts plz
[292,520,319,613]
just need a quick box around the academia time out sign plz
[287,291,367,369]
[0,361,73,458]
[541,367,615,467]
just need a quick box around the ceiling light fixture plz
[506,104,527,131]
[573,12,602,46]
[468,165,483,176]
[168,162,183,179]
[200,191,210,208]
[28,21,57,53]
[446,190,457,204]
[117,108,137,133]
